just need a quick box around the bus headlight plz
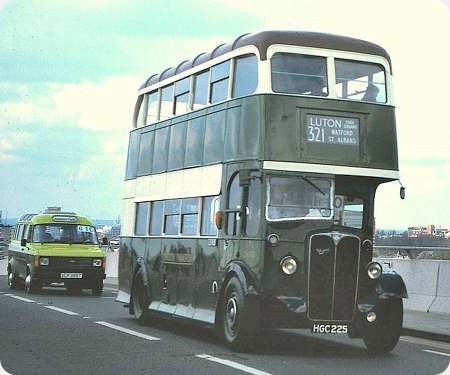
[39,257,49,266]
[92,259,102,267]
[280,256,298,275]
[367,262,382,279]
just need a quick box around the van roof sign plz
[52,215,77,223]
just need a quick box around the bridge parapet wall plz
[378,258,450,314]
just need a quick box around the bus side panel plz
[174,238,196,319]
[146,237,162,309]
[193,238,220,324]
[118,236,147,299]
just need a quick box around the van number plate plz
[61,273,83,279]
[311,324,348,334]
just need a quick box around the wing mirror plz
[101,237,108,246]
[400,186,405,200]
[21,238,27,247]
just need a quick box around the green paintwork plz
[126,94,397,180]
[120,92,399,330]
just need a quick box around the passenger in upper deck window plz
[309,76,327,97]
[362,84,379,102]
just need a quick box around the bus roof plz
[140,30,392,89]
[17,213,94,226]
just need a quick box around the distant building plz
[408,226,428,237]
[408,225,449,238]
[110,224,121,239]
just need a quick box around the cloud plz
[0,131,32,163]
[0,75,139,132]
[0,0,10,11]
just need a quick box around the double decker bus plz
[117,31,407,354]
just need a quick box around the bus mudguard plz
[222,261,259,296]
[133,257,150,289]
[375,271,408,299]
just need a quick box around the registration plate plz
[311,323,348,334]
[60,273,83,279]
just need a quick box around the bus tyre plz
[25,272,41,294]
[7,268,19,290]
[92,281,103,296]
[131,275,151,325]
[363,299,403,355]
[220,277,258,351]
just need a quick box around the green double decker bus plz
[117,30,407,353]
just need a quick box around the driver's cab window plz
[334,195,364,229]
[226,174,242,236]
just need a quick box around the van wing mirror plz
[400,186,405,200]
[101,237,108,246]
[21,238,27,247]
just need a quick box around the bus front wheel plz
[363,299,403,355]
[220,276,258,351]
[131,275,151,325]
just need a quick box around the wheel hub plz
[226,297,238,327]
[25,274,31,291]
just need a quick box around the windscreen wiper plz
[300,176,326,195]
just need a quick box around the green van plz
[7,208,106,295]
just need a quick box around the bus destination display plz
[306,114,359,146]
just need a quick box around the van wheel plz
[92,281,103,296]
[363,299,403,355]
[8,268,20,290]
[25,272,41,294]
[131,275,151,325]
[220,277,259,351]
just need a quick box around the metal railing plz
[374,245,450,259]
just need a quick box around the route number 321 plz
[307,126,325,143]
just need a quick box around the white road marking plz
[83,317,90,319]
[45,306,80,316]
[95,321,160,341]
[401,336,450,351]
[196,354,272,375]
[4,294,35,303]
[423,349,450,358]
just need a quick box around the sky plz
[0,0,449,229]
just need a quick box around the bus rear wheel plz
[220,276,258,351]
[363,299,403,355]
[131,275,151,325]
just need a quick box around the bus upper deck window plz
[335,59,386,103]
[146,91,159,125]
[232,54,258,98]
[271,53,328,97]
[160,84,174,120]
